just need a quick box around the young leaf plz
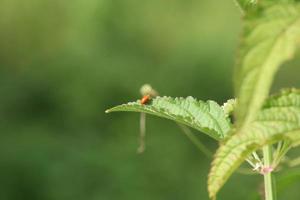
[106,96,231,140]
[208,89,300,200]
[235,2,300,126]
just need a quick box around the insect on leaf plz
[106,96,231,140]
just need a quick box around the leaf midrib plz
[241,14,300,124]
[157,100,226,139]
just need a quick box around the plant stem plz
[263,145,276,200]
[137,113,146,154]
[177,124,212,158]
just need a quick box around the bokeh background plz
[1,0,300,200]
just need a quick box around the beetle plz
[140,94,151,105]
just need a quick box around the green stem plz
[137,113,146,154]
[263,145,276,200]
[177,124,213,158]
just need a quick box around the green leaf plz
[106,96,231,140]
[235,2,300,126]
[222,99,237,118]
[208,89,300,200]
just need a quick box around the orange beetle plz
[140,95,151,105]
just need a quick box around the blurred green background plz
[1,0,300,200]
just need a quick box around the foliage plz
[106,0,300,199]
[208,89,300,199]
[1,0,244,199]
[106,97,231,140]
[235,0,300,126]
